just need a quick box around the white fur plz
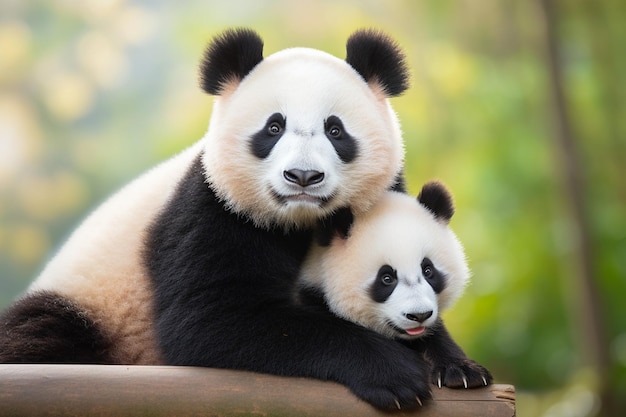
[300,191,470,339]
[23,43,406,363]
[202,47,404,230]
[29,142,203,363]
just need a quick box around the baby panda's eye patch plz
[371,265,398,303]
[421,257,446,294]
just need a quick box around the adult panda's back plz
[1,143,203,364]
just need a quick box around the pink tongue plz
[406,326,425,336]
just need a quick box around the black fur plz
[404,319,493,389]
[0,291,112,364]
[251,113,286,159]
[390,171,407,193]
[324,116,358,163]
[314,171,406,247]
[144,156,432,410]
[314,207,354,247]
[369,259,445,304]
[370,265,398,303]
[251,113,359,165]
[421,257,446,294]
[297,286,329,312]
[346,29,410,97]
[417,181,455,223]
[200,28,264,95]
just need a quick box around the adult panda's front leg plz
[144,159,431,411]
[406,318,493,389]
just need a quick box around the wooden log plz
[0,365,515,417]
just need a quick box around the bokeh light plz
[0,1,624,415]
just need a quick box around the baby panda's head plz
[299,182,469,340]
[199,28,409,229]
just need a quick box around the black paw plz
[432,359,493,389]
[348,348,432,410]
[350,369,432,410]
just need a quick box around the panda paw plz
[346,344,433,410]
[432,359,493,389]
[350,376,432,411]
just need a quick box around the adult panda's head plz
[300,182,470,340]
[199,28,409,229]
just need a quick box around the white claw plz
[416,396,423,407]
[462,376,468,389]
[437,374,442,389]
[394,399,401,410]
[482,376,488,386]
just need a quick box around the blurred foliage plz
[0,0,624,416]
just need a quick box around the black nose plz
[405,311,433,323]
[283,169,324,187]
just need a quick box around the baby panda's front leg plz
[405,319,493,389]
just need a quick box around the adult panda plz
[0,28,432,409]
[298,182,493,390]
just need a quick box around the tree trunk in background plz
[537,0,613,415]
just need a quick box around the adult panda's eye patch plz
[251,113,286,159]
[324,115,358,163]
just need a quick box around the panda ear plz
[345,29,410,97]
[199,28,264,95]
[417,181,455,223]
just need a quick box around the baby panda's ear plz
[199,28,264,95]
[345,29,409,97]
[417,181,455,223]
[315,208,355,247]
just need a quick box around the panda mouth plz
[405,326,426,336]
[286,194,324,204]
[390,324,427,337]
[271,190,330,207]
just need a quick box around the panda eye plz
[381,274,396,286]
[423,266,433,279]
[327,125,342,139]
[268,122,282,136]
[422,259,435,279]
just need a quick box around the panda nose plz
[283,169,324,187]
[405,311,433,323]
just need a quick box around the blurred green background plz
[0,0,624,415]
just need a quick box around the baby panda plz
[299,181,493,390]
[0,28,434,410]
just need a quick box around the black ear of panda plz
[417,181,455,223]
[345,29,410,97]
[199,28,264,95]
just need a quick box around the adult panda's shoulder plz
[143,153,316,363]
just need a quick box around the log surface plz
[0,364,515,416]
